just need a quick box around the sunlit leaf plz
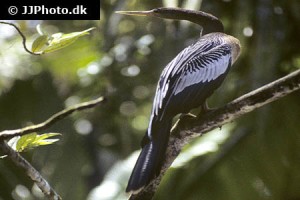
[16,133,37,151]
[15,132,61,152]
[35,132,61,140]
[42,27,95,53]
[31,35,48,53]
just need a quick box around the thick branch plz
[0,96,105,140]
[0,21,41,55]
[130,69,300,199]
[0,140,61,200]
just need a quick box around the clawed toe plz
[179,113,196,120]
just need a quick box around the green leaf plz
[16,133,37,151]
[15,133,61,152]
[35,132,61,140]
[31,35,48,53]
[42,27,95,53]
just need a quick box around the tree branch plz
[0,140,61,200]
[0,96,105,199]
[0,96,106,140]
[129,69,300,200]
[0,21,42,55]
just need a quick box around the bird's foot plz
[179,113,196,120]
[196,102,216,120]
[174,113,197,130]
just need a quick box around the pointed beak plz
[115,10,154,17]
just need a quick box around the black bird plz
[117,7,241,193]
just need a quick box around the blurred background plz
[1,0,300,199]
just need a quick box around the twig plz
[0,21,42,55]
[0,140,61,200]
[0,96,106,140]
[129,69,300,199]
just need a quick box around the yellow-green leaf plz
[34,133,61,141]
[16,132,61,152]
[16,133,37,152]
[42,27,95,53]
[31,35,48,53]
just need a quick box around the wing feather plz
[173,44,231,95]
[149,39,232,127]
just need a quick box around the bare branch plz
[0,96,106,140]
[0,140,61,200]
[0,21,42,55]
[129,69,300,199]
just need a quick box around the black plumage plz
[117,8,241,193]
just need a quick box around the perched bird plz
[117,7,241,193]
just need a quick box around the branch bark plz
[129,69,300,200]
[0,140,62,200]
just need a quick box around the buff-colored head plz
[224,35,241,64]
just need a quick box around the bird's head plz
[116,7,224,35]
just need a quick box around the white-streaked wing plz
[173,44,231,95]
[149,40,232,135]
[152,41,215,117]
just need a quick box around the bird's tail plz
[126,120,172,194]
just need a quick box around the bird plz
[117,7,241,194]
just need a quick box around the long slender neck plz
[153,8,224,35]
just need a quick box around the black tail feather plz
[126,120,172,193]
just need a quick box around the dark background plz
[0,0,300,199]
[0,0,100,20]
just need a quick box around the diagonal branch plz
[129,69,300,200]
[0,96,106,140]
[0,140,62,200]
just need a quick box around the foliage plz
[1,0,300,200]
[31,27,95,54]
[7,133,61,152]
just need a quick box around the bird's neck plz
[156,8,224,35]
